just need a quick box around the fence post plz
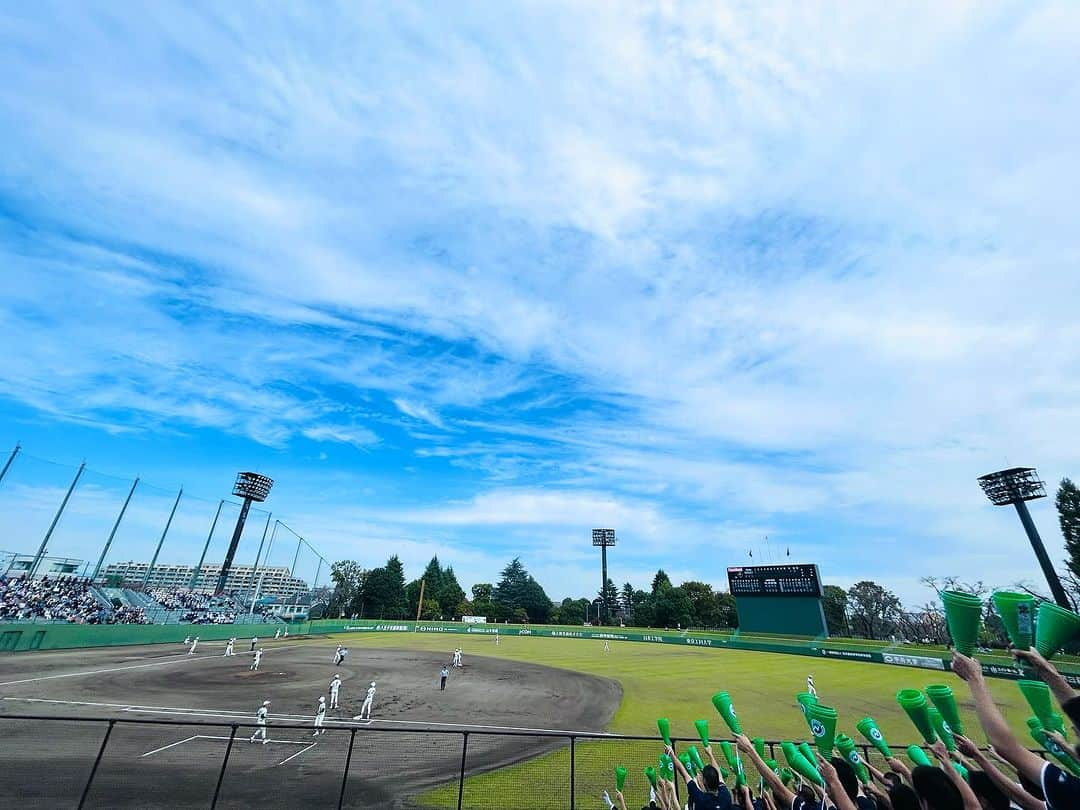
[456,732,469,810]
[77,718,115,809]
[570,735,576,810]
[210,724,238,809]
[338,728,357,810]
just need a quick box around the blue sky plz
[1,2,1078,606]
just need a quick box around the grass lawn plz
[318,631,1044,808]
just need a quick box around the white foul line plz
[1,696,614,736]
[0,646,300,687]
[141,735,200,757]
[277,742,318,765]
[0,655,193,686]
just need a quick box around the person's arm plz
[953,734,1045,810]
[813,752,857,810]
[864,778,892,810]
[885,757,912,784]
[666,745,693,788]
[736,784,754,810]
[928,740,980,810]
[735,734,795,809]
[950,651,1049,784]
[663,775,680,810]
[1013,647,1079,708]
[759,786,777,810]
[705,743,722,772]
[613,788,628,810]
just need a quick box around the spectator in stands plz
[0,575,109,624]
[952,647,1080,809]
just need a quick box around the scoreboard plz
[727,564,823,598]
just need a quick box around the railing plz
[0,713,1031,810]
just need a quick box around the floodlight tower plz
[977,467,1070,608]
[215,472,273,595]
[592,528,616,624]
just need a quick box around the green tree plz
[437,567,466,617]
[713,591,737,628]
[558,597,588,625]
[598,578,620,624]
[470,583,495,619]
[472,583,493,600]
[822,585,849,636]
[327,560,366,617]
[654,586,693,628]
[520,576,554,623]
[405,578,424,618]
[421,598,441,620]
[363,555,408,618]
[651,569,672,596]
[620,582,635,623]
[847,580,901,640]
[493,558,530,619]
[681,580,716,627]
[1058,478,1080,580]
[631,589,654,627]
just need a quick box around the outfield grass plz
[321,631,1044,807]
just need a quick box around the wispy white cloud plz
[0,2,1077,605]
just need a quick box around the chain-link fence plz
[1,713,1029,810]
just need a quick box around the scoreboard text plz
[727,564,823,598]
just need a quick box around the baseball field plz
[0,628,1049,808]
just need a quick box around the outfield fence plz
[0,713,1039,810]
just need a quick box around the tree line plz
[319,477,1080,635]
[323,554,740,628]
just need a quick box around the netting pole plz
[30,461,85,578]
[190,499,224,589]
[457,732,469,810]
[290,535,303,577]
[143,487,182,588]
[337,728,356,809]
[0,442,19,488]
[570,735,576,809]
[92,477,139,582]
[250,520,279,614]
[77,718,115,809]
[210,724,238,809]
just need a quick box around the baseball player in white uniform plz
[251,648,263,671]
[329,674,342,709]
[807,674,817,697]
[250,700,270,743]
[188,636,199,655]
[224,637,235,657]
[313,696,327,735]
[274,628,281,639]
[354,682,376,720]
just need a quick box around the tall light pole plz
[216,472,273,595]
[978,467,1071,608]
[592,528,616,624]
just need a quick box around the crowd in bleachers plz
[0,576,109,623]
[147,587,211,611]
[110,604,149,624]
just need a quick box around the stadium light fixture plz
[592,528,616,624]
[977,466,1070,608]
[216,472,274,595]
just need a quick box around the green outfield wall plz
[0,621,311,652]
[4,617,1078,686]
